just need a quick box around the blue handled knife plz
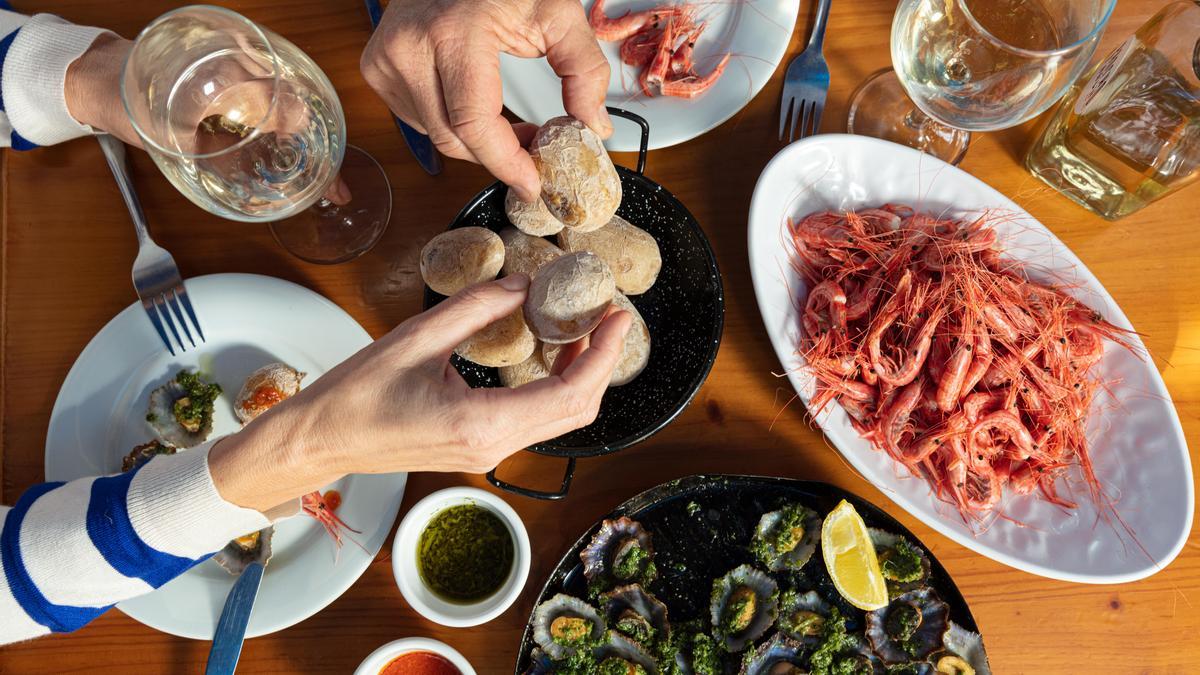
[364,0,443,175]
[204,561,264,675]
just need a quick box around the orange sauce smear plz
[323,489,342,512]
[379,651,460,675]
[241,385,284,412]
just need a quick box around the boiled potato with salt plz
[499,351,551,388]
[523,252,615,344]
[420,227,504,296]
[504,188,564,236]
[530,116,621,232]
[499,226,565,279]
[542,294,650,386]
[558,215,661,295]
[454,310,536,367]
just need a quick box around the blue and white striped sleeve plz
[0,443,273,645]
[1,5,115,149]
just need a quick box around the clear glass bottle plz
[1025,1,1200,220]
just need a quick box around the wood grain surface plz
[2,0,1197,673]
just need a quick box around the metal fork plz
[778,0,833,142]
[97,134,204,356]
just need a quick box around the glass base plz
[846,69,971,166]
[270,145,392,264]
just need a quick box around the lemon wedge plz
[821,499,888,611]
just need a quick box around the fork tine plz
[155,295,186,354]
[175,284,205,343]
[791,99,807,143]
[809,102,825,138]
[778,95,793,141]
[142,298,176,357]
[166,290,195,348]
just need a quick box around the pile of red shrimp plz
[589,0,730,99]
[791,204,1136,524]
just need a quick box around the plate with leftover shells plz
[45,273,408,639]
[499,0,802,151]
[516,474,988,674]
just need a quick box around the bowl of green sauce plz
[393,487,530,627]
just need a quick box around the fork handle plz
[807,0,833,51]
[97,134,153,247]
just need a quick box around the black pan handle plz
[486,456,577,500]
[605,107,649,175]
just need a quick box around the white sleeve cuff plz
[1,14,113,146]
[125,442,274,560]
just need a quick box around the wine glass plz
[121,5,391,264]
[846,0,1116,165]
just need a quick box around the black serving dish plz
[514,474,985,673]
[423,108,724,500]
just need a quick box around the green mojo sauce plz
[417,503,514,604]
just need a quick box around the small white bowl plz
[353,637,476,675]
[392,487,531,627]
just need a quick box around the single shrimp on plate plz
[589,0,685,41]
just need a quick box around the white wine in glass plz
[848,0,1115,164]
[122,5,391,263]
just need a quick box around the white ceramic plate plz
[499,0,801,151]
[747,134,1193,583]
[45,273,408,638]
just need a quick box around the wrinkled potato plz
[454,310,536,367]
[530,116,621,232]
[558,215,661,295]
[498,350,551,388]
[420,227,504,296]
[504,188,564,236]
[499,226,565,279]
[542,293,651,386]
[523,252,615,344]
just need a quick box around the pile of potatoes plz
[419,116,662,390]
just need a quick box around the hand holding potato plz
[360,0,613,200]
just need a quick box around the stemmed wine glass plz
[846,0,1116,165]
[121,5,391,264]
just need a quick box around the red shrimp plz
[868,307,945,387]
[638,15,676,96]
[936,333,973,412]
[793,205,1137,521]
[877,378,925,457]
[590,0,683,41]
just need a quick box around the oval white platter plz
[500,0,801,151]
[45,273,407,638]
[747,134,1193,583]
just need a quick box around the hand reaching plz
[360,0,614,201]
[211,275,631,512]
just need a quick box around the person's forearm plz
[0,445,272,645]
[63,33,139,144]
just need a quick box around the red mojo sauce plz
[379,651,460,675]
[322,489,342,512]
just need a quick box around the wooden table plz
[1,0,1196,672]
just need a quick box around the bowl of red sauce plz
[353,637,474,675]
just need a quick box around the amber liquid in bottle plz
[1025,3,1200,220]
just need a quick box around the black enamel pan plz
[513,474,985,673]
[423,108,725,500]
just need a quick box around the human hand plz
[360,0,613,201]
[66,34,352,204]
[210,274,631,513]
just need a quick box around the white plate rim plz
[746,134,1195,584]
[44,272,407,638]
[499,0,802,151]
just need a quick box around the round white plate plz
[500,0,801,151]
[747,134,1193,583]
[45,273,408,638]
